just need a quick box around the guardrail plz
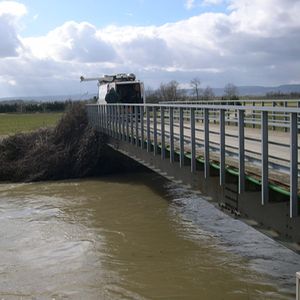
[86,103,300,218]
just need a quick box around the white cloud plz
[24,21,116,63]
[0,1,27,58]
[0,1,27,18]
[1,0,300,97]
[202,0,224,5]
[185,0,195,10]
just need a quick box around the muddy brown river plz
[0,172,299,299]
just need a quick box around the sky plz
[0,0,300,97]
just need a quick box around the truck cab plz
[80,73,145,104]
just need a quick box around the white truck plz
[80,73,145,104]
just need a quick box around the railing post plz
[252,101,255,129]
[98,105,101,131]
[169,107,174,163]
[296,272,300,300]
[272,101,276,131]
[108,105,112,136]
[191,108,196,173]
[118,105,122,140]
[97,105,100,131]
[135,106,139,147]
[125,105,129,142]
[179,107,184,167]
[140,106,144,149]
[111,105,114,137]
[284,101,288,133]
[220,109,225,186]
[113,105,116,138]
[153,107,157,156]
[121,105,125,141]
[238,110,245,193]
[101,105,104,132]
[130,106,134,144]
[146,106,151,152]
[262,111,269,204]
[204,108,210,178]
[103,105,106,133]
[290,112,298,218]
[161,106,165,160]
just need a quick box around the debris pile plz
[0,103,142,182]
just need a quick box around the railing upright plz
[179,108,184,167]
[284,102,288,133]
[135,106,139,147]
[146,107,151,152]
[118,106,122,140]
[97,105,100,131]
[112,105,115,137]
[169,107,174,163]
[252,101,256,129]
[130,106,134,144]
[103,105,106,133]
[290,112,298,217]
[190,108,196,173]
[125,105,129,142]
[296,272,300,300]
[161,107,165,160]
[108,105,112,136]
[261,111,269,204]
[140,106,144,149]
[153,107,157,156]
[272,101,276,131]
[238,110,245,193]
[112,105,117,138]
[220,109,225,186]
[101,105,104,131]
[204,108,210,178]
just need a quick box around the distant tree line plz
[264,91,300,99]
[146,78,300,103]
[146,78,239,103]
[0,99,95,113]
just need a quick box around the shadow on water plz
[0,172,299,299]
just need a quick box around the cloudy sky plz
[0,0,300,97]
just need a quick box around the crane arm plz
[80,76,104,82]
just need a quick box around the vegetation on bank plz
[0,113,62,136]
[0,104,143,182]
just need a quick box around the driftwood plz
[0,103,142,182]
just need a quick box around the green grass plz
[0,112,63,136]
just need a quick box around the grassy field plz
[0,112,63,136]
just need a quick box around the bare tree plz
[203,86,215,100]
[145,87,160,103]
[223,83,239,100]
[159,80,180,101]
[190,77,201,100]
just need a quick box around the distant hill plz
[211,84,300,96]
[0,93,97,103]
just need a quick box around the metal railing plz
[86,103,300,218]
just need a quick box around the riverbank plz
[0,104,144,182]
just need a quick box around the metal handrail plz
[86,103,299,218]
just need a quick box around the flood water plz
[0,172,299,299]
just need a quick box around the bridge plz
[86,100,300,247]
